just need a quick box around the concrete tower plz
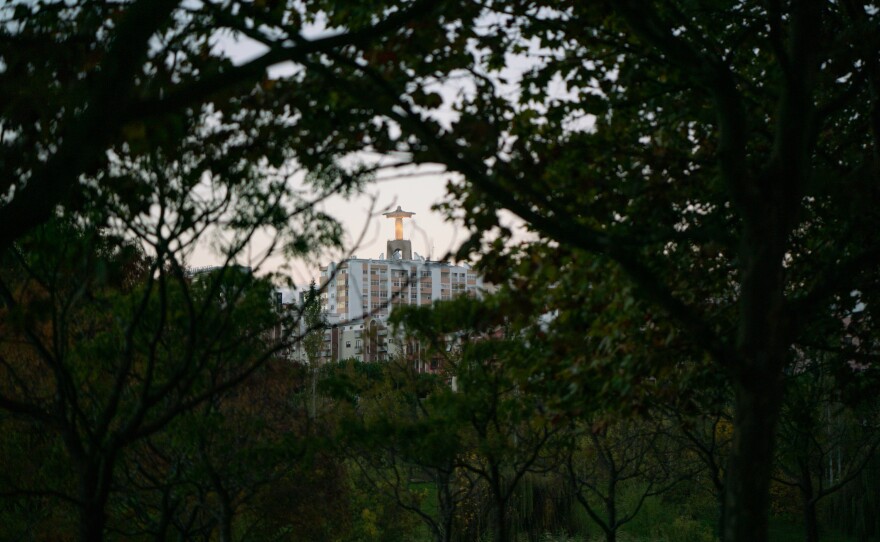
[383,206,415,260]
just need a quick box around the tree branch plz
[611,0,750,214]
[0,0,180,250]
[788,243,880,330]
[295,46,735,367]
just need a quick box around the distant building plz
[319,206,481,322]
[318,258,480,322]
[287,205,482,367]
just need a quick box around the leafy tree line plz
[325,295,880,542]
[1,1,361,538]
[3,1,880,542]
[1,236,878,541]
[277,3,880,539]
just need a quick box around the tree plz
[202,3,878,541]
[109,359,319,542]
[303,280,327,419]
[0,222,292,541]
[7,2,880,541]
[1,2,407,537]
[773,357,880,542]
[0,56,355,529]
[0,0,431,250]
[663,402,733,536]
[0,94,346,539]
[331,352,483,542]
[393,298,569,542]
[567,417,693,542]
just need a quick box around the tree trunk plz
[79,501,107,542]
[798,459,820,542]
[494,485,509,541]
[606,487,618,542]
[77,459,114,542]
[437,471,455,542]
[489,463,510,542]
[803,500,820,542]
[493,498,509,542]
[723,202,792,542]
[309,365,318,419]
[217,491,234,542]
[722,376,784,542]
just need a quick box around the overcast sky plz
[187,151,464,285]
[186,35,466,286]
[189,21,548,287]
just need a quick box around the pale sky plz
[324,176,468,263]
[187,161,464,285]
[184,33,468,285]
[272,175,467,286]
[189,21,548,287]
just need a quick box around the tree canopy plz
[271,3,879,541]
[3,1,880,542]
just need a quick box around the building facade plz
[288,206,482,366]
[318,258,481,322]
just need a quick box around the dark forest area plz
[2,1,879,541]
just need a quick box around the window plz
[346,341,351,348]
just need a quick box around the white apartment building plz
[319,258,480,322]
[318,206,482,323]
[287,206,482,366]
